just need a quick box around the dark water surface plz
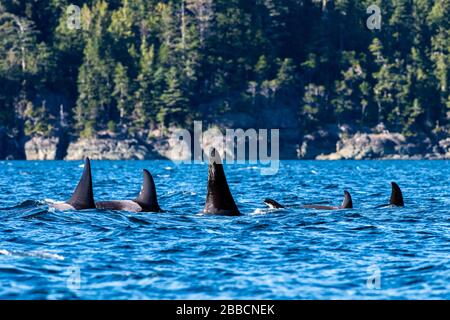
[0,160,449,299]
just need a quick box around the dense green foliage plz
[0,0,448,139]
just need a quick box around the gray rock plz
[317,132,430,160]
[25,136,60,160]
[298,130,339,159]
[65,138,152,160]
[438,138,450,159]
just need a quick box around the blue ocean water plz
[0,160,449,300]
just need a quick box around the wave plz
[0,200,43,211]
[0,249,64,261]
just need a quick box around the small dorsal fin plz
[133,169,161,212]
[264,198,285,209]
[341,190,353,208]
[389,182,404,207]
[203,148,240,216]
[67,158,96,210]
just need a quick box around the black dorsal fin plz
[389,182,404,207]
[264,198,285,209]
[203,148,240,216]
[341,190,353,209]
[67,158,96,210]
[133,169,161,212]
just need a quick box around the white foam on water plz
[250,208,269,215]
[238,166,259,171]
[0,249,64,261]
[29,251,65,261]
[0,249,11,256]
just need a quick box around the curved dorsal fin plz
[67,158,96,210]
[389,182,404,206]
[264,198,285,209]
[133,169,161,212]
[341,190,353,208]
[203,148,240,216]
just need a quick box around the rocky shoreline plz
[1,125,449,161]
[316,133,449,160]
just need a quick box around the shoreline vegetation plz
[1,1,449,160]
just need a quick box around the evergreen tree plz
[158,66,189,127]
[75,1,115,136]
[133,39,155,130]
[0,0,448,152]
[112,62,131,126]
[332,52,367,124]
[428,0,450,125]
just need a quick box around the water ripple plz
[0,160,449,299]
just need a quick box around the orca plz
[376,182,404,207]
[96,169,162,212]
[264,191,353,210]
[203,148,241,216]
[303,190,353,210]
[51,158,96,210]
[263,198,285,209]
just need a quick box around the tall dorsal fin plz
[67,158,96,210]
[389,182,404,207]
[203,148,240,216]
[341,190,353,208]
[133,169,161,212]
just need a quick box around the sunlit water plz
[0,160,449,299]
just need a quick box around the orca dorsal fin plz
[264,198,285,209]
[341,190,353,209]
[133,169,161,212]
[203,148,240,216]
[67,158,96,210]
[389,182,404,207]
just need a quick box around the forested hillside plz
[0,0,449,158]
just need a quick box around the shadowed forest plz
[0,0,448,155]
